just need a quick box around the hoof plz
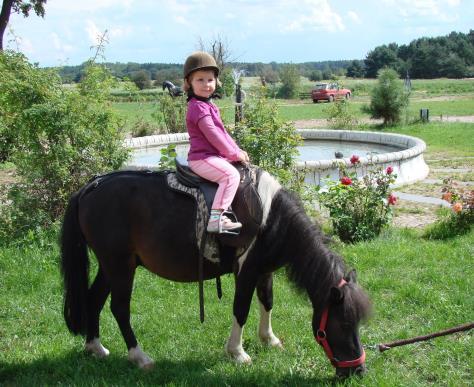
[85,338,110,358]
[260,334,283,348]
[225,344,252,364]
[128,345,155,369]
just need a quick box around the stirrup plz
[217,210,241,235]
[220,210,242,235]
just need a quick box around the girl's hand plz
[239,151,250,164]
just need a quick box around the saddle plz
[174,159,264,323]
[174,159,263,248]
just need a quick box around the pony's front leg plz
[226,268,258,364]
[257,273,282,348]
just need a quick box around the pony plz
[60,168,371,378]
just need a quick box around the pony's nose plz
[336,364,366,378]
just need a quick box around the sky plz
[5,0,474,67]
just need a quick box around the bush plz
[0,51,128,238]
[278,64,301,99]
[152,94,187,133]
[232,88,301,185]
[364,67,409,125]
[324,99,359,129]
[131,119,157,137]
[317,157,397,243]
[423,178,474,239]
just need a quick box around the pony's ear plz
[345,269,357,283]
[330,287,344,304]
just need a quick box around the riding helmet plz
[183,51,219,79]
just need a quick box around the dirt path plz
[293,115,474,128]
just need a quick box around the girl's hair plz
[183,69,222,93]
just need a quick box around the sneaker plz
[207,214,242,233]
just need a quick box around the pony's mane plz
[261,187,371,320]
[260,188,343,310]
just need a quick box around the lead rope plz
[372,322,474,352]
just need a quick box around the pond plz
[128,140,403,167]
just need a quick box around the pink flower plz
[388,194,397,205]
[340,176,352,186]
[386,166,394,175]
[350,155,360,164]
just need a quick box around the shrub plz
[324,99,359,129]
[131,119,157,137]
[0,51,128,238]
[317,157,397,243]
[232,88,301,185]
[278,64,301,99]
[423,178,474,239]
[152,94,187,133]
[364,67,409,125]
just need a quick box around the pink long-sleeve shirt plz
[186,98,242,162]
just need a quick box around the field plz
[1,78,473,386]
[112,77,474,132]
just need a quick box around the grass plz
[2,78,474,385]
[0,226,472,386]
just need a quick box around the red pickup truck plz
[311,83,351,103]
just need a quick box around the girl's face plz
[189,69,216,98]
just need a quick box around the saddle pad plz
[166,173,220,263]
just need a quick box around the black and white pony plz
[60,168,371,377]
[162,81,183,97]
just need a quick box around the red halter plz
[315,278,366,368]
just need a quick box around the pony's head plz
[312,270,372,378]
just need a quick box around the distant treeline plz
[55,30,474,84]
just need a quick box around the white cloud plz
[174,15,189,25]
[109,26,133,38]
[49,0,134,12]
[51,32,73,52]
[85,20,102,45]
[347,11,362,24]
[280,0,345,33]
[382,0,460,22]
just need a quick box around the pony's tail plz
[60,189,89,336]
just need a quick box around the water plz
[128,140,403,167]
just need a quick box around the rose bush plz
[317,156,397,243]
[424,178,473,239]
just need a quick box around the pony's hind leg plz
[85,266,111,358]
[107,258,154,369]
[256,273,282,348]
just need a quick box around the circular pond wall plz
[296,129,429,186]
[124,129,429,186]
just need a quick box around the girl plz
[183,51,249,234]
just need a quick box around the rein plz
[315,278,366,369]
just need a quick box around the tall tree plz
[0,0,46,51]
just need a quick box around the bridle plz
[315,278,366,369]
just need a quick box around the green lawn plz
[2,79,473,385]
[0,226,472,386]
[111,93,474,133]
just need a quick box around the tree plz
[346,60,365,78]
[131,69,151,90]
[279,63,300,99]
[364,44,401,78]
[308,69,323,81]
[365,68,409,125]
[197,35,233,70]
[0,51,128,236]
[0,0,46,50]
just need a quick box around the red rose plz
[340,176,352,185]
[350,155,360,164]
[388,194,397,205]
[386,166,394,175]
